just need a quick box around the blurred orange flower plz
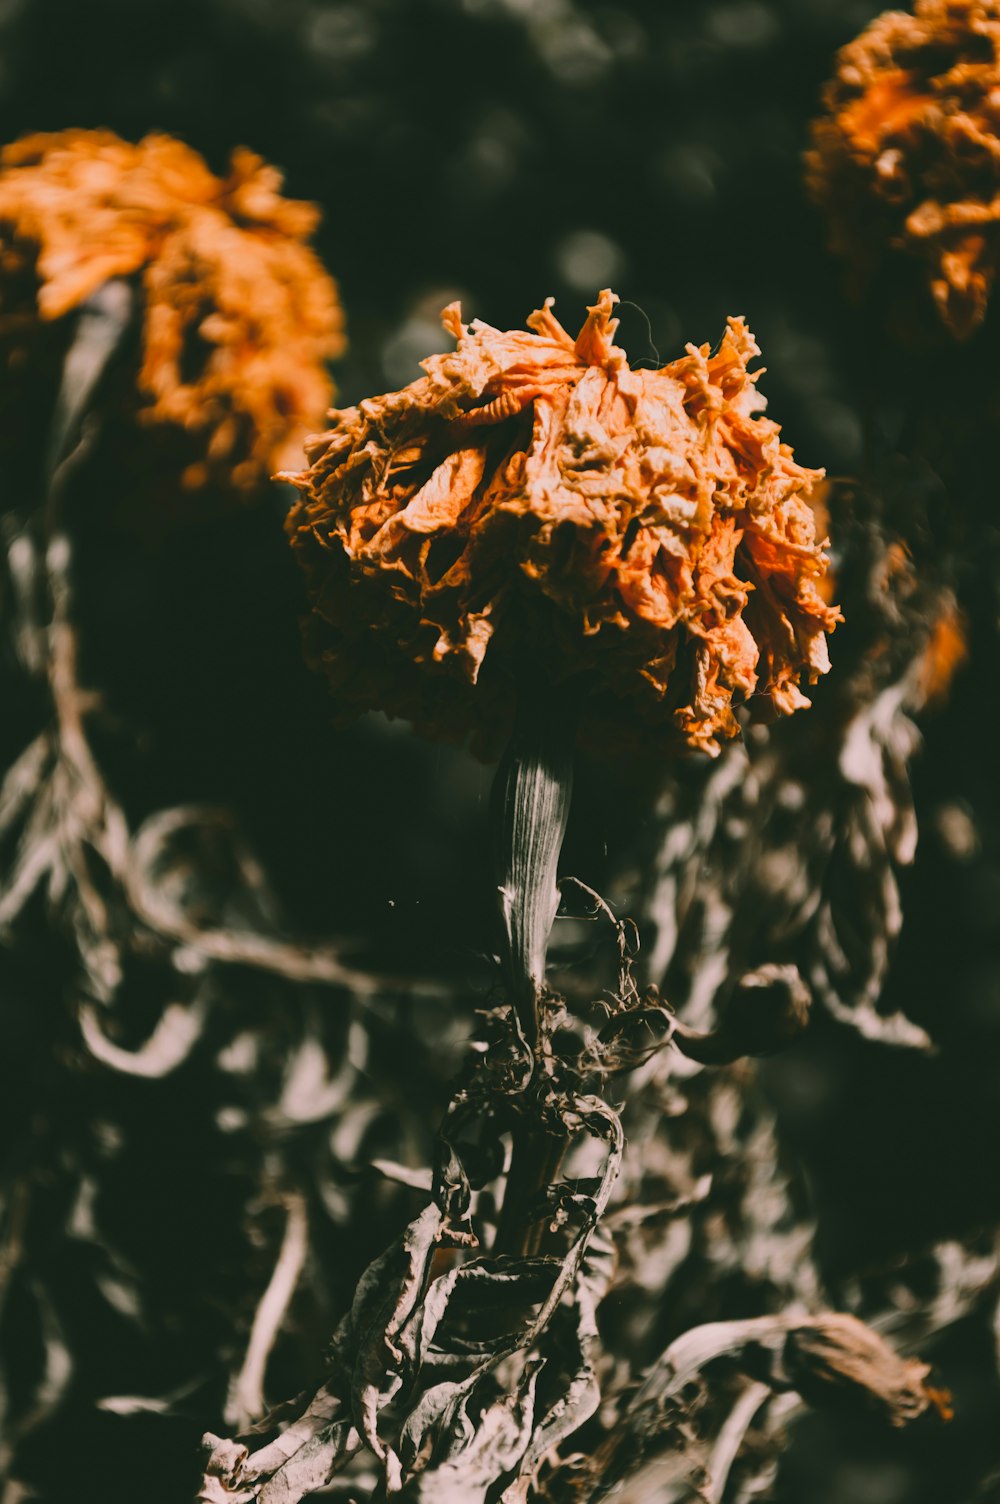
[916,596,968,705]
[0,129,344,490]
[807,0,1000,339]
[284,292,837,756]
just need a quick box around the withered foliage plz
[196,983,951,1504]
[0,279,403,1494]
[807,0,1000,340]
[0,129,344,491]
[284,292,837,757]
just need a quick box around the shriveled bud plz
[624,1310,946,1442]
[778,1313,949,1427]
[722,964,812,1055]
[672,963,811,1064]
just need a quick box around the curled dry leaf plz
[0,129,344,489]
[284,291,838,757]
[191,985,635,1504]
[807,0,1000,339]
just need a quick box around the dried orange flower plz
[807,0,1000,339]
[284,292,837,757]
[0,129,344,489]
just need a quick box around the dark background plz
[4,2,1000,1501]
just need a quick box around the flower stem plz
[491,679,576,1253]
[492,681,575,1048]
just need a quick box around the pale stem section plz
[225,1193,310,1432]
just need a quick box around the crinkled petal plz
[285,293,838,757]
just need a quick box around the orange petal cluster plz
[284,292,837,757]
[807,0,1000,339]
[0,129,344,489]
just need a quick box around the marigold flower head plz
[284,291,838,757]
[807,0,1000,339]
[0,129,344,490]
